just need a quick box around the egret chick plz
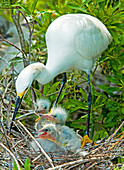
[35,99,51,130]
[36,98,51,114]
[30,124,65,152]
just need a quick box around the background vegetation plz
[0,0,124,142]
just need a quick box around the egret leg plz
[81,73,93,148]
[86,73,92,136]
[53,73,66,108]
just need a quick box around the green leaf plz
[80,88,87,101]
[13,160,18,170]
[106,76,120,85]
[43,83,50,95]
[13,160,22,170]
[98,84,120,94]
[48,81,60,93]
[94,94,107,107]
[24,157,31,170]
[68,4,89,13]
[11,4,31,15]
[31,0,39,14]
[112,1,121,13]
[58,88,68,103]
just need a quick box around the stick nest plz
[0,109,124,170]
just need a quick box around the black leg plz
[86,73,92,136]
[53,72,67,108]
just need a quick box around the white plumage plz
[46,14,112,74]
[15,14,112,94]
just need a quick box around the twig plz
[0,143,21,170]
[19,11,34,64]
[109,135,124,150]
[15,112,36,120]
[0,34,27,59]
[107,121,124,142]
[32,154,42,163]
[48,158,84,170]
[17,120,54,168]
[11,11,28,67]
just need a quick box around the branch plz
[11,11,28,67]
[0,34,27,59]
[19,11,34,64]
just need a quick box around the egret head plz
[37,124,59,144]
[40,107,67,125]
[10,63,45,132]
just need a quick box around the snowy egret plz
[35,98,51,114]
[35,99,51,130]
[10,14,112,146]
[31,124,65,152]
[39,107,67,126]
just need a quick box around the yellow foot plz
[81,135,93,148]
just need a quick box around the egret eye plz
[53,115,57,118]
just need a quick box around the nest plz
[0,114,124,170]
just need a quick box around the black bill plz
[10,96,23,132]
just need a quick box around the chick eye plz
[45,128,48,132]
[44,106,47,109]
[53,115,57,118]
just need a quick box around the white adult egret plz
[10,14,112,146]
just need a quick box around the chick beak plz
[40,114,55,122]
[37,108,46,114]
[10,92,25,132]
[35,108,46,122]
[37,129,56,143]
[37,129,48,138]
